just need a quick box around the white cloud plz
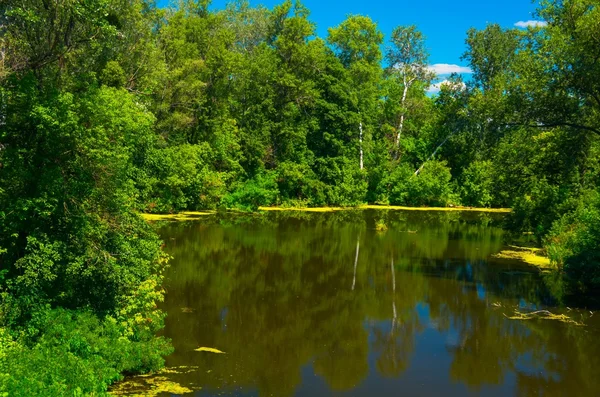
[427,80,466,94]
[428,63,472,76]
[514,20,547,28]
[427,80,448,94]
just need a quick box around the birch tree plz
[385,26,432,159]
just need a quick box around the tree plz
[385,26,433,158]
[513,0,600,137]
[328,15,383,170]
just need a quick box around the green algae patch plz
[259,205,511,213]
[504,310,585,326]
[110,366,201,396]
[141,211,215,222]
[259,206,347,212]
[492,245,553,269]
[361,205,512,213]
[194,346,226,354]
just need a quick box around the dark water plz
[153,210,600,396]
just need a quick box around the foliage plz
[459,160,495,207]
[454,0,600,293]
[314,157,368,206]
[1,0,600,392]
[383,161,455,207]
[0,307,171,396]
[222,172,280,211]
[138,144,230,213]
[546,190,600,289]
[0,1,172,394]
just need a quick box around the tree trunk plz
[359,120,364,170]
[394,74,410,158]
[414,131,454,175]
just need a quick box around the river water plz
[141,209,600,396]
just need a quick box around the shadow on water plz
[131,210,600,396]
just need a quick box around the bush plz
[314,157,367,206]
[546,190,600,290]
[384,161,455,207]
[509,177,569,238]
[222,172,280,211]
[460,160,495,207]
[0,86,172,394]
[276,161,326,206]
[139,144,230,213]
[0,275,172,396]
[0,309,171,396]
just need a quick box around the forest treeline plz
[0,0,599,394]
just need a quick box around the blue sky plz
[158,0,544,91]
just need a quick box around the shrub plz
[384,161,455,207]
[276,161,326,206]
[0,308,171,396]
[0,86,172,394]
[0,273,172,396]
[509,177,568,237]
[222,172,280,211]
[460,160,495,207]
[546,190,600,290]
[314,157,367,206]
[139,144,229,212]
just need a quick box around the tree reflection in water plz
[153,210,600,396]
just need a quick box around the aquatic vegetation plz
[362,205,512,213]
[141,211,215,222]
[504,310,585,326]
[194,347,226,354]
[375,221,389,232]
[110,367,200,396]
[259,205,512,213]
[259,206,347,212]
[492,246,552,269]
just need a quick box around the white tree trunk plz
[359,120,364,170]
[414,131,455,175]
[395,73,410,151]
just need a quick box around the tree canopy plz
[1,0,599,394]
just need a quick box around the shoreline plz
[141,205,512,221]
[258,205,512,213]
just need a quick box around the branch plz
[414,131,455,176]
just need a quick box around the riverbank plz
[260,205,513,213]
[141,211,216,221]
[141,205,511,221]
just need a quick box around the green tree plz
[328,15,383,172]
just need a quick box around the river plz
[115,209,600,396]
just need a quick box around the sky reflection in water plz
[155,210,600,397]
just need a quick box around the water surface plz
[153,210,600,396]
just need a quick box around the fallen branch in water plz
[503,310,585,326]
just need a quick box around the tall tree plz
[328,15,383,170]
[385,26,432,158]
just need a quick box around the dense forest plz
[0,0,599,394]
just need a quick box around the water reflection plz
[156,210,600,396]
